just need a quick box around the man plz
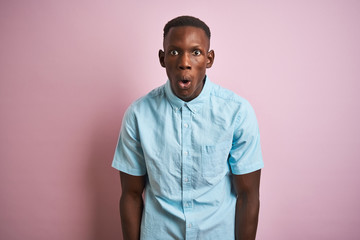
[112,16,264,240]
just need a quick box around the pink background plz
[1,1,359,239]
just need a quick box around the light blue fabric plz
[112,76,264,240]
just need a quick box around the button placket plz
[181,105,194,236]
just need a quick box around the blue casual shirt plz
[112,77,264,240]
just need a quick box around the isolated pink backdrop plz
[1,1,359,239]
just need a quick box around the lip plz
[178,79,191,89]
[176,75,192,89]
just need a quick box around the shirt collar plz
[165,76,212,113]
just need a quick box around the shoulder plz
[209,81,253,110]
[127,84,166,113]
[207,81,258,128]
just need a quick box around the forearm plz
[120,193,144,240]
[235,194,260,240]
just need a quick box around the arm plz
[119,171,146,240]
[233,169,261,240]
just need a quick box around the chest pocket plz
[201,142,231,182]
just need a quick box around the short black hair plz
[163,15,211,39]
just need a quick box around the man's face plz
[159,26,214,102]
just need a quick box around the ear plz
[159,50,166,68]
[206,50,215,68]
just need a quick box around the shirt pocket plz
[201,142,231,181]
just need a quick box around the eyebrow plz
[167,44,205,49]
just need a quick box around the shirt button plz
[184,177,189,182]
[184,123,189,128]
[184,151,188,156]
[188,223,192,228]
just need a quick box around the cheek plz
[165,59,177,69]
[194,61,207,72]
[192,56,207,65]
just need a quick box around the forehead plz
[163,26,210,49]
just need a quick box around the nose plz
[178,53,191,70]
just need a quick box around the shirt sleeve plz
[229,99,264,175]
[112,105,147,176]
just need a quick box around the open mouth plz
[181,79,190,84]
[178,79,191,89]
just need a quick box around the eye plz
[193,50,201,56]
[170,50,179,56]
